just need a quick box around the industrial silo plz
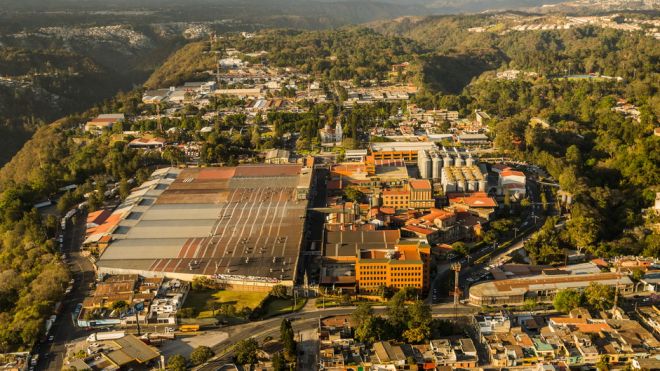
[478,179,488,192]
[466,155,474,168]
[454,155,464,168]
[443,154,453,168]
[432,154,442,179]
[417,150,431,179]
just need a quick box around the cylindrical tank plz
[478,180,488,193]
[432,155,442,179]
[370,194,381,207]
[443,155,453,168]
[466,156,474,167]
[454,156,464,168]
[417,150,431,179]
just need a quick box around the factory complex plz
[95,161,314,288]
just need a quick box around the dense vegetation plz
[0,12,658,350]
[426,76,658,262]
[144,42,216,89]
[0,91,169,352]
[371,15,659,93]
[382,17,660,261]
[234,28,422,82]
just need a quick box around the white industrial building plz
[417,148,488,193]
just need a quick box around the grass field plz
[264,298,307,317]
[183,289,269,318]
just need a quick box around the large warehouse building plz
[96,162,314,288]
[468,272,633,306]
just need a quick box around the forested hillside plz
[369,14,660,93]
[0,35,184,166]
[388,15,660,260]
[0,91,166,351]
[147,28,423,88]
[0,13,657,351]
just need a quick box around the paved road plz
[195,304,477,371]
[426,176,548,305]
[39,211,95,371]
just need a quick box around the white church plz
[320,120,343,145]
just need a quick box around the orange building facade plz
[355,242,431,293]
[381,179,434,210]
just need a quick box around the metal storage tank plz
[432,155,442,179]
[417,150,431,179]
[478,180,488,192]
[443,155,453,168]
[370,194,381,207]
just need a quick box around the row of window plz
[391,272,420,277]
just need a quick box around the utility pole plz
[156,103,162,132]
[134,306,141,336]
[613,265,621,312]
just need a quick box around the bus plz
[178,324,200,332]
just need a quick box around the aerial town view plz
[0,0,658,370]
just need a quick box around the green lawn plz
[183,290,269,318]
[264,298,307,317]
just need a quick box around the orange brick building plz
[381,179,434,210]
[355,242,431,293]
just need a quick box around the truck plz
[86,331,125,342]
[178,324,200,332]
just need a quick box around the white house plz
[498,168,526,198]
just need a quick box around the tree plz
[553,289,583,313]
[523,298,537,313]
[387,290,409,332]
[280,319,296,361]
[190,346,214,365]
[271,351,287,371]
[167,354,187,371]
[112,300,128,312]
[270,284,288,299]
[404,301,432,343]
[235,338,259,365]
[584,282,614,311]
[403,326,429,344]
[119,178,130,200]
[192,276,217,290]
[451,241,469,256]
[352,303,374,325]
[408,301,432,329]
[520,198,531,209]
[565,145,582,168]
[344,186,364,203]
[355,316,379,344]
[250,127,261,149]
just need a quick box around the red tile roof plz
[449,195,497,208]
[501,170,525,177]
[87,209,112,225]
[409,179,432,190]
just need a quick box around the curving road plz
[194,304,477,371]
